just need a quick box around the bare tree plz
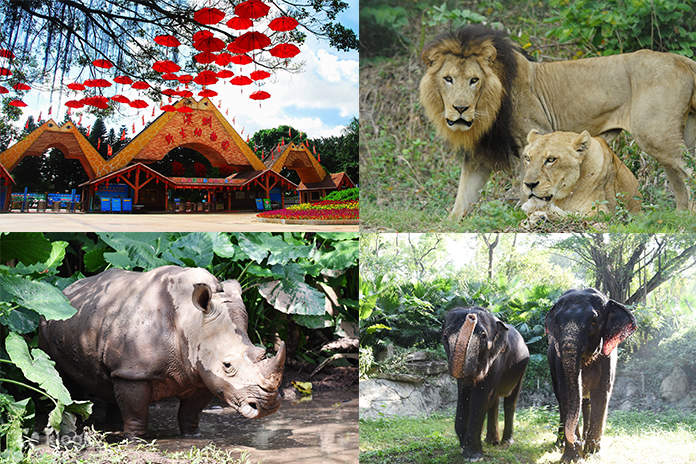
[479,233,499,280]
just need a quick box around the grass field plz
[359,407,696,464]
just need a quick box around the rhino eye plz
[223,362,237,375]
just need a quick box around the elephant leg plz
[502,377,523,444]
[549,351,566,447]
[581,398,590,441]
[485,397,500,445]
[178,389,214,436]
[112,379,152,437]
[455,381,471,448]
[461,388,487,460]
[584,389,610,455]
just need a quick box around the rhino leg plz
[178,389,214,436]
[113,380,152,437]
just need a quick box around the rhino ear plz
[222,279,242,297]
[192,283,212,313]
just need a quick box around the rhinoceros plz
[39,265,286,437]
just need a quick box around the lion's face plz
[436,58,484,132]
[521,130,591,203]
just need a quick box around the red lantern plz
[194,7,225,25]
[235,0,270,19]
[0,67,11,76]
[194,70,218,86]
[84,79,112,88]
[131,81,150,90]
[0,85,8,94]
[194,52,218,64]
[177,74,194,84]
[249,90,270,100]
[270,43,300,59]
[152,60,180,73]
[216,69,234,78]
[231,31,270,52]
[250,70,271,81]
[161,104,177,112]
[177,106,193,113]
[268,16,299,32]
[154,35,180,47]
[13,83,31,91]
[194,36,225,53]
[110,95,130,103]
[0,49,14,59]
[161,73,179,81]
[226,16,253,30]
[67,82,86,91]
[92,59,113,69]
[64,100,84,108]
[129,99,149,109]
[113,75,133,85]
[215,53,234,67]
[8,99,27,107]
[230,76,252,86]
[199,89,218,97]
[229,54,253,65]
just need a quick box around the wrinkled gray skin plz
[442,307,530,461]
[545,288,637,463]
[39,265,285,437]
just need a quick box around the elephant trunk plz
[561,342,582,445]
[450,313,477,378]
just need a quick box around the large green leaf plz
[0,394,30,459]
[0,306,40,334]
[0,273,76,320]
[238,233,311,265]
[0,233,52,265]
[83,242,109,272]
[316,233,359,241]
[98,233,167,270]
[293,314,333,329]
[5,333,72,404]
[212,232,236,258]
[317,240,359,270]
[258,280,326,316]
[162,232,214,268]
[10,241,68,276]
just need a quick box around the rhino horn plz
[259,341,286,391]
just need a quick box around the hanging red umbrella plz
[229,54,253,65]
[161,73,179,81]
[131,81,150,90]
[215,53,234,67]
[231,31,270,52]
[199,89,218,97]
[84,79,112,88]
[161,89,179,96]
[177,106,193,113]
[161,104,177,112]
[250,70,271,80]
[177,90,193,98]
[110,95,130,103]
[194,52,218,64]
[194,7,225,25]
[230,75,252,86]
[226,16,253,30]
[249,90,270,100]
[129,99,149,109]
[0,49,14,59]
[0,67,11,76]
[270,43,300,58]
[193,30,214,42]
[64,100,84,108]
[8,99,27,107]
[226,43,247,55]
[154,35,180,47]
[92,59,113,69]
[216,69,234,78]
[113,75,133,85]
[269,16,299,32]
[194,70,218,86]
[13,83,31,91]
[194,36,225,53]
[177,74,193,84]
[235,0,270,19]
[67,82,86,91]
[0,85,8,94]
[152,60,180,73]
[83,96,109,109]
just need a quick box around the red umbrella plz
[177,106,193,113]
[194,70,218,86]
[83,96,109,108]
[154,35,180,47]
[8,99,27,107]
[161,89,179,96]
[215,52,234,67]
[67,82,86,91]
[193,30,214,42]
[13,83,31,91]
[0,67,11,76]
[64,100,84,108]
[0,49,14,59]
[84,79,112,88]
[161,104,177,112]
[250,70,271,81]
[194,36,225,53]
[231,75,252,86]
[194,52,218,64]
[216,69,234,78]
[0,85,8,94]
[131,81,150,90]
[194,7,225,25]
[226,16,253,30]
[92,59,113,69]
[177,74,193,84]
[269,16,298,32]
[249,90,270,100]
[161,73,179,81]
[152,60,180,73]
[177,90,193,98]
[230,54,253,65]
[129,99,149,109]
[113,75,133,85]
[235,0,270,19]
[270,43,300,59]
[110,95,130,103]
[232,31,270,52]
[226,42,247,55]
[199,89,218,97]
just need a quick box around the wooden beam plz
[134,166,141,204]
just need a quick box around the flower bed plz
[257,200,358,221]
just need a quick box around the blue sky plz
[7,0,358,139]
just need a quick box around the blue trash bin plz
[255,198,264,211]
[111,198,122,212]
[122,198,132,212]
[100,198,111,212]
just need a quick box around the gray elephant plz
[39,265,285,437]
[545,288,637,462]
[442,307,530,460]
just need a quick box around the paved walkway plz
[0,212,358,232]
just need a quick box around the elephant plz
[39,265,286,437]
[545,288,637,462]
[442,306,530,460]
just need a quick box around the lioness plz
[419,25,696,220]
[520,130,641,221]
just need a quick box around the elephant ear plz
[601,299,637,356]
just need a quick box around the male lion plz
[419,25,696,220]
[520,130,641,222]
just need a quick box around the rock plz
[373,343,394,362]
[405,351,429,362]
[408,360,448,376]
[375,373,425,383]
[660,366,689,402]
[359,374,457,419]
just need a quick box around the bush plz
[323,187,359,202]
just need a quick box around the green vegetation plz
[323,187,359,202]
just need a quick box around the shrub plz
[323,187,359,202]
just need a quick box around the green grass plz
[359,407,696,464]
